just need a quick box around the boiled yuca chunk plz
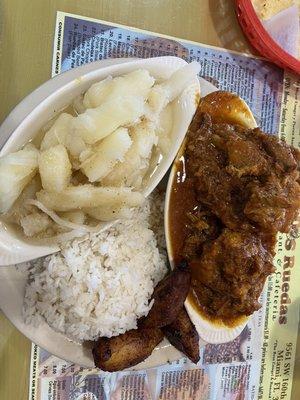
[102,121,157,188]
[64,134,87,161]
[85,204,132,221]
[39,144,72,192]
[82,76,112,109]
[160,61,201,101]
[147,61,201,118]
[73,77,113,115]
[83,70,155,109]
[101,146,141,188]
[133,121,158,158]
[72,96,145,145]
[4,176,42,224]
[80,128,132,182]
[73,93,88,115]
[20,212,51,237]
[36,185,144,211]
[156,103,173,155]
[59,211,86,225]
[0,144,39,214]
[41,113,87,163]
[40,113,73,151]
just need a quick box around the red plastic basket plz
[235,0,300,74]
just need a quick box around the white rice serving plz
[23,194,167,342]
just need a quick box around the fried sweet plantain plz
[162,307,200,364]
[139,264,191,329]
[92,327,163,372]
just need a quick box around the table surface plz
[0,0,299,399]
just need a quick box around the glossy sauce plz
[168,157,248,328]
[168,107,254,327]
[168,156,196,264]
[167,90,299,327]
[168,157,217,322]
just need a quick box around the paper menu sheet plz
[28,11,300,400]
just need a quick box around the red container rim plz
[236,0,300,74]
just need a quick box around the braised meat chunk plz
[170,102,300,323]
[190,229,275,319]
[183,207,221,260]
[186,113,300,234]
[244,172,300,232]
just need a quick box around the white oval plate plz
[0,56,200,266]
[164,84,250,344]
[0,57,202,369]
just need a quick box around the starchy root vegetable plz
[101,144,141,187]
[161,61,201,102]
[157,103,173,154]
[40,113,73,151]
[39,144,72,192]
[139,264,191,329]
[84,205,131,221]
[0,144,39,213]
[80,128,132,182]
[83,76,113,109]
[27,199,103,233]
[64,135,87,160]
[40,113,87,162]
[83,70,155,109]
[132,121,158,158]
[72,96,145,145]
[20,211,52,237]
[92,327,164,372]
[59,211,86,225]
[102,121,157,187]
[147,61,201,118]
[72,94,87,115]
[36,185,144,211]
[146,86,167,120]
[1,63,201,238]
[4,176,42,223]
[162,307,200,364]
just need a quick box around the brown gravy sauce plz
[168,155,247,328]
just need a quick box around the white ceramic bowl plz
[0,56,200,266]
[0,57,201,369]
